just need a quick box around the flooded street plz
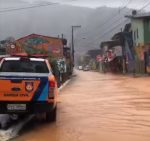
[13,70,150,141]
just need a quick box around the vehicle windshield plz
[0,60,49,73]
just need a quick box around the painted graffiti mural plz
[16,34,63,58]
[24,37,48,47]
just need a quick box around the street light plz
[71,25,81,67]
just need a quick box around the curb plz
[58,79,71,92]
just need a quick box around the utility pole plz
[61,34,64,39]
[121,32,126,74]
[62,33,64,49]
[71,25,81,67]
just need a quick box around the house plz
[126,12,150,73]
[112,23,134,73]
[87,49,102,59]
[100,23,135,73]
[100,40,123,73]
[16,34,65,58]
[86,49,102,70]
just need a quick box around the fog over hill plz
[0,1,132,54]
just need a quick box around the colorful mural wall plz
[135,45,145,61]
[16,34,64,58]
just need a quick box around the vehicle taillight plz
[49,81,55,99]
[49,81,55,88]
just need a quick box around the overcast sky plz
[0,0,150,9]
[20,0,150,9]
[0,0,149,52]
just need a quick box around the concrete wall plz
[144,19,150,43]
[131,19,144,47]
[131,19,145,74]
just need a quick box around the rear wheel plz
[46,106,57,122]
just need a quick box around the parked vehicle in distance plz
[83,65,90,71]
[0,55,58,122]
[78,66,83,70]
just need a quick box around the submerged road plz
[12,70,150,141]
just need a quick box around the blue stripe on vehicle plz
[38,82,49,101]
[32,77,48,101]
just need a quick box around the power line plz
[82,19,128,47]
[98,0,132,29]
[0,2,58,13]
[99,0,150,39]
[82,16,128,46]
[85,0,150,43]
[80,0,132,37]
[97,19,128,40]
[83,0,150,47]
[138,0,150,12]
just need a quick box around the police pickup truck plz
[0,55,58,122]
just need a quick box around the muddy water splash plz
[9,71,150,141]
[0,80,70,141]
[0,115,33,141]
[0,115,11,129]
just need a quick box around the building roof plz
[87,49,102,58]
[17,34,63,42]
[100,40,121,49]
[111,32,122,40]
[16,33,68,46]
[126,12,150,19]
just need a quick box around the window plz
[137,28,139,39]
[0,60,49,73]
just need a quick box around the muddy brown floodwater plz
[13,70,150,141]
